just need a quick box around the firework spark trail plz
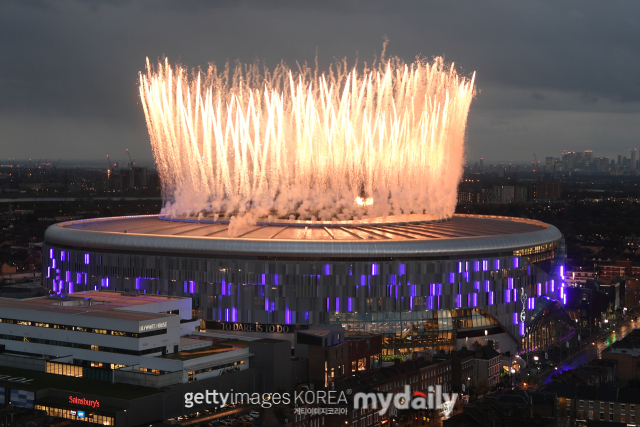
[139,56,475,224]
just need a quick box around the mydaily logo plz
[354,385,457,416]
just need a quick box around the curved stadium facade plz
[42,214,568,357]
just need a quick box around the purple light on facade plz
[473,293,477,307]
[458,262,462,273]
[563,294,567,304]
[508,277,514,289]
[336,297,340,312]
[305,312,310,321]
[489,291,494,305]
[225,309,229,322]
[474,261,480,272]
[410,297,413,310]
[106,277,109,287]
[95,286,98,291]
[325,264,331,275]
[47,267,51,279]
[61,251,66,261]
[265,297,270,311]
[495,259,500,270]
[84,274,87,284]
[537,283,542,297]
[349,266,353,276]
[232,308,238,322]
[348,297,353,312]
[513,257,519,268]
[135,278,140,290]
[261,274,266,285]
[513,312,518,324]
[482,260,488,271]
[399,264,405,275]
[327,298,330,311]
[560,265,564,277]
[505,289,511,303]
[52,259,56,269]
[85,254,90,265]
[76,273,82,284]
[464,271,469,282]
[274,275,279,285]
[465,261,469,272]
[184,282,188,293]
[449,273,455,283]
[65,271,70,282]
[69,283,74,293]
[49,248,54,259]
[474,281,480,291]
[551,280,555,292]
[427,296,433,310]
[361,275,366,287]
[285,309,291,324]
[372,264,379,275]
[456,294,462,308]
[53,282,57,292]
[190,281,196,294]
[485,281,490,292]
[520,322,525,336]
[221,279,226,295]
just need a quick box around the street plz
[540,317,638,384]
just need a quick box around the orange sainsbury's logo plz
[69,396,100,408]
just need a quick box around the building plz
[542,382,640,424]
[0,290,294,426]
[584,150,593,166]
[528,182,561,202]
[444,390,558,427]
[602,329,640,381]
[473,345,501,388]
[42,214,567,358]
[294,326,348,388]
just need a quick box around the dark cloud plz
[1,0,639,163]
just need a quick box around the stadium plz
[42,213,572,358]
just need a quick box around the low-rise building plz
[542,382,640,424]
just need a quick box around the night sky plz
[1,0,639,165]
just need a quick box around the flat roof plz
[44,214,562,258]
[0,290,187,322]
[0,366,161,399]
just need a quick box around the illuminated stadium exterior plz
[42,214,570,357]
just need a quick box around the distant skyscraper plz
[545,157,554,173]
[618,154,622,165]
[479,158,484,171]
[632,149,638,170]
[584,150,593,166]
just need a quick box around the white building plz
[0,290,250,386]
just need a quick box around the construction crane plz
[53,157,62,174]
[126,149,135,168]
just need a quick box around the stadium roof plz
[44,214,562,258]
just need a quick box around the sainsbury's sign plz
[69,396,100,408]
[139,322,168,332]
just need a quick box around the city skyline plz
[1,1,640,164]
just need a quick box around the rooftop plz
[0,366,160,399]
[44,214,562,258]
[0,290,187,322]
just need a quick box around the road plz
[540,317,638,384]
[177,408,243,426]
